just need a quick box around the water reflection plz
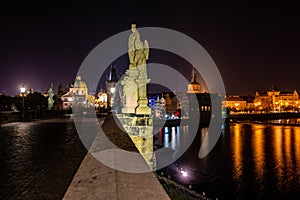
[231,124,243,191]
[252,124,266,197]
[273,126,284,191]
[156,123,300,199]
[164,132,169,147]
[294,127,300,175]
[284,127,293,193]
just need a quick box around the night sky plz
[0,2,299,96]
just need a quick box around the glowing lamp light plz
[20,86,26,93]
[110,87,115,94]
[180,170,188,177]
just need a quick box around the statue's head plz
[131,24,136,33]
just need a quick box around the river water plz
[155,122,300,199]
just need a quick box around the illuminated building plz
[187,67,201,94]
[95,88,108,109]
[254,85,300,112]
[186,67,211,123]
[165,93,173,115]
[106,65,118,109]
[73,75,88,108]
[151,67,212,122]
[152,95,165,118]
[61,86,73,110]
[61,75,92,110]
[175,92,189,118]
[225,96,247,111]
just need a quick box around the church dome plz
[73,75,88,89]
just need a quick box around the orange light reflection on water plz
[251,124,266,194]
[294,127,300,178]
[273,126,284,190]
[232,124,243,183]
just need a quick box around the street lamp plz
[20,85,26,121]
[20,85,26,107]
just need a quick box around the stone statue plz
[116,24,153,168]
[121,24,151,115]
[48,83,54,110]
[128,24,149,79]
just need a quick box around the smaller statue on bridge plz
[48,83,55,110]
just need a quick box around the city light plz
[180,170,188,177]
[110,87,115,94]
[20,85,26,94]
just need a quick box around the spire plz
[108,65,118,82]
[187,66,201,94]
[191,67,198,84]
[99,85,104,92]
[269,84,279,91]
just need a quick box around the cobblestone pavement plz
[0,118,88,200]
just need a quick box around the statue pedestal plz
[136,100,151,115]
[116,114,154,169]
[135,78,151,115]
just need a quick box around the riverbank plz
[156,175,211,200]
[233,119,300,127]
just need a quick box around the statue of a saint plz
[128,24,149,79]
[48,83,54,110]
[121,24,151,114]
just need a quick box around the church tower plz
[106,65,118,109]
[187,67,201,93]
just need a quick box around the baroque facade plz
[224,85,300,113]
[61,75,95,110]
[254,85,299,112]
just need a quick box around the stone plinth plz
[135,78,152,115]
[116,114,154,169]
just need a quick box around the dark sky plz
[0,2,299,96]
